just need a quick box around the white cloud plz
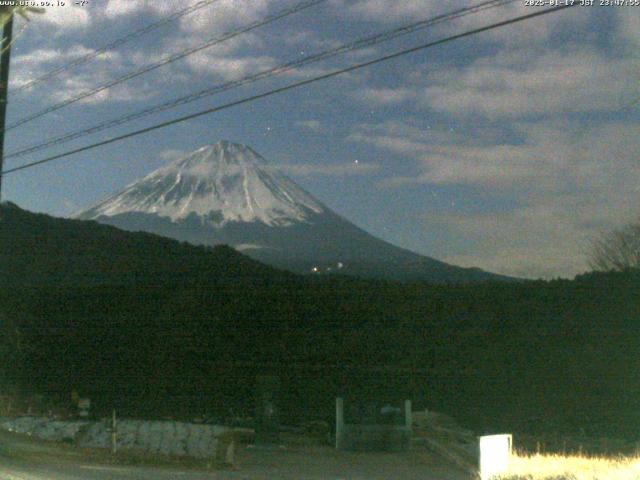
[103,0,274,36]
[185,52,276,80]
[423,188,639,280]
[278,30,342,50]
[446,1,591,45]
[280,161,380,176]
[340,0,589,46]
[295,119,323,132]
[104,0,274,33]
[423,207,592,279]
[348,120,484,155]
[356,120,640,192]
[51,73,155,104]
[39,4,91,29]
[179,0,273,35]
[169,27,265,55]
[11,43,156,105]
[11,45,121,89]
[14,45,119,67]
[345,0,444,23]
[616,7,640,49]
[158,149,188,162]
[104,0,140,18]
[103,0,176,19]
[420,47,635,118]
[349,119,640,278]
[353,87,415,105]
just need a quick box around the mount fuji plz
[75,140,509,283]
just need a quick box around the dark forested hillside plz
[1,201,295,287]
[1,202,639,439]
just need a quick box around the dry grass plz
[498,451,640,480]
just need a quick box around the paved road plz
[0,430,471,479]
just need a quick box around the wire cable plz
[14,0,224,93]
[1,4,577,178]
[4,0,327,131]
[5,0,519,161]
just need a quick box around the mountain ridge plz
[75,140,515,284]
[77,140,325,227]
[1,200,296,288]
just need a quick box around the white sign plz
[479,434,512,480]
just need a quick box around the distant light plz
[354,160,359,164]
[311,266,319,273]
[337,262,343,269]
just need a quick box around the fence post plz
[404,399,412,429]
[335,397,344,450]
[111,409,117,455]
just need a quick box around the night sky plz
[3,0,639,279]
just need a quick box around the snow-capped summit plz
[78,140,325,227]
[76,141,511,283]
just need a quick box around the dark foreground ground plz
[0,430,470,480]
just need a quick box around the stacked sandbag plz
[0,416,237,458]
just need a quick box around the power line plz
[14,0,223,94]
[1,4,577,178]
[5,0,519,161]
[3,0,327,132]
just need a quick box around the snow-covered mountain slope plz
[75,141,512,284]
[78,141,325,227]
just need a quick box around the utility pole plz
[0,6,13,202]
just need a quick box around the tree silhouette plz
[590,220,640,272]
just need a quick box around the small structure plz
[335,397,412,451]
[479,433,512,480]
